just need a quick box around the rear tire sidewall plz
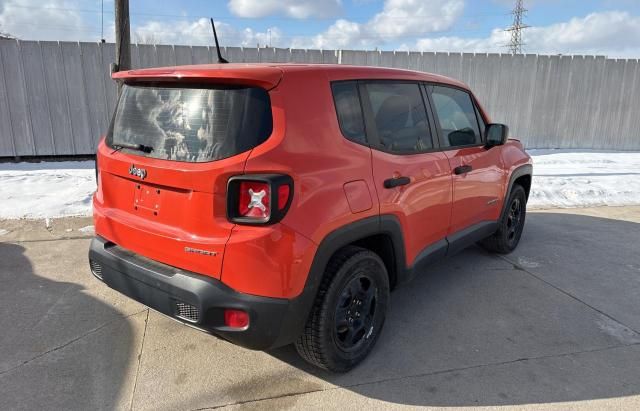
[320,252,389,372]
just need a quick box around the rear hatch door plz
[96,77,276,278]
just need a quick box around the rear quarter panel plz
[244,69,379,244]
[222,69,379,298]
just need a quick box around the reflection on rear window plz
[107,84,272,162]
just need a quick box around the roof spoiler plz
[111,66,284,90]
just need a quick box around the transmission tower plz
[506,0,529,54]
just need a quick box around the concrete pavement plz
[1,207,639,410]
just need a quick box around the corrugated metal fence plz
[1,40,639,156]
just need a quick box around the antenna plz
[101,0,104,42]
[505,0,529,54]
[210,18,229,64]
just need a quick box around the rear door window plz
[331,82,367,144]
[430,86,482,148]
[362,82,434,153]
[107,84,272,162]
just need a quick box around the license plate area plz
[134,183,162,216]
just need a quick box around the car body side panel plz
[370,150,453,266]
[502,139,533,181]
[444,146,506,234]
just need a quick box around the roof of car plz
[112,63,468,90]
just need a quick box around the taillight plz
[277,185,290,209]
[238,181,270,218]
[227,174,293,225]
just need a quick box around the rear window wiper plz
[111,142,154,153]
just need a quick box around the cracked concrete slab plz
[219,344,640,410]
[1,207,640,410]
[128,311,331,411]
[0,310,147,411]
[0,238,146,373]
[504,208,640,333]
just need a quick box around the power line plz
[6,21,493,41]
[3,4,509,22]
[3,3,516,46]
[505,0,529,54]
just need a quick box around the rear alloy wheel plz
[480,184,527,254]
[334,275,378,353]
[295,246,390,372]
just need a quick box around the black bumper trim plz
[89,236,297,350]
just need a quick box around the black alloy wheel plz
[334,275,378,352]
[479,184,527,254]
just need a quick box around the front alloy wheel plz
[505,196,524,248]
[480,184,527,254]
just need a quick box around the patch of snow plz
[0,228,9,236]
[527,150,640,209]
[517,256,540,269]
[0,161,95,219]
[595,315,640,344]
[79,225,95,234]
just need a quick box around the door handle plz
[383,176,411,189]
[454,165,473,175]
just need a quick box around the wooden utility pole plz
[114,0,131,91]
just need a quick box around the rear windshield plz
[107,84,272,162]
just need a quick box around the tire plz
[295,246,390,372]
[480,184,527,254]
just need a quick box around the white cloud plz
[292,0,464,49]
[0,0,88,41]
[228,0,342,19]
[414,29,507,53]
[368,0,464,38]
[133,18,282,48]
[413,11,640,58]
[297,19,368,50]
[526,11,640,56]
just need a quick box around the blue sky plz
[1,0,640,56]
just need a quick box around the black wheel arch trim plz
[500,164,533,222]
[279,215,407,346]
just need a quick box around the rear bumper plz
[88,236,303,350]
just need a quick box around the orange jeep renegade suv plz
[89,63,532,372]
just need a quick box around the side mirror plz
[485,123,509,148]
